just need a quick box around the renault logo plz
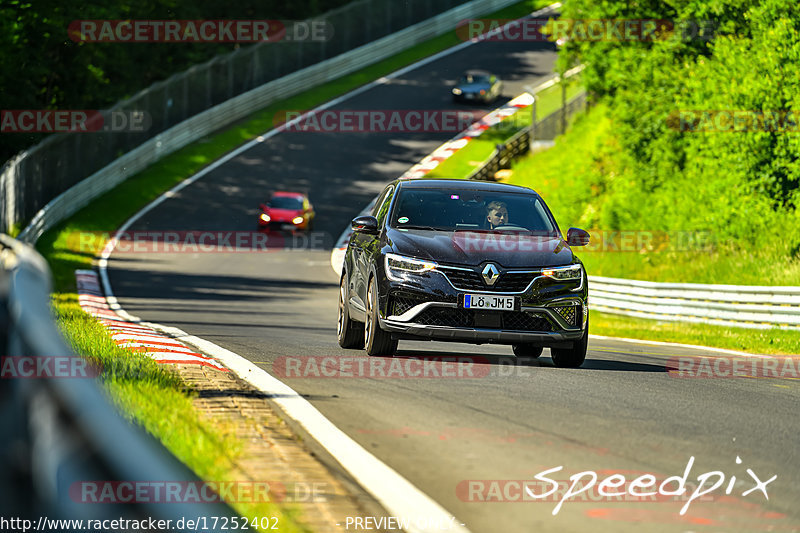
[482,263,500,286]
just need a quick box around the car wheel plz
[550,322,588,368]
[337,275,363,349]
[512,344,543,358]
[365,276,397,357]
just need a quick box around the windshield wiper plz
[397,224,440,231]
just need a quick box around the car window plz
[372,185,395,225]
[390,188,557,233]
[269,196,304,210]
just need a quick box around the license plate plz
[281,224,297,230]
[462,293,517,310]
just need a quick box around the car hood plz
[388,228,575,268]
[455,81,492,93]
[265,207,302,221]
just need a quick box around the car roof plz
[395,178,538,196]
[463,69,492,77]
[271,191,306,198]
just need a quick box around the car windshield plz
[389,187,558,234]
[269,196,304,210]
[459,74,491,85]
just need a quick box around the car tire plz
[550,322,588,368]
[365,276,397,357]
[512,344,543,358]
[337,275,363,349]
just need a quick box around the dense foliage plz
[554,0,800,256]
[0,0,350,161]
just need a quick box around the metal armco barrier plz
[0,234,241,524]
[467,128,531,181]
[6,0,523,242]
[589,276,800,330]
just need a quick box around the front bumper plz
[377,266,588,347]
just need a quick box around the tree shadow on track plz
[391,348,666,373]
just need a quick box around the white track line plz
[588,334,775,358]
[93,3,568,530]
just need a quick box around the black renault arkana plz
[337,179,590,367]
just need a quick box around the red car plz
[258,192,315,231]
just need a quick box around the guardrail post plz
[529,94,537,152]
[560,77,567,135]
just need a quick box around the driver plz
[486,201,509,229]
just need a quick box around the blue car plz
[452,70,503,104]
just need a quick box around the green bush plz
[541,0,800,259]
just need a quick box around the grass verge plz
[591,311,800,356]
[34,1,555,528]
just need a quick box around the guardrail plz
[588,276,800,330]
[0,234,241,523]
[467,127,531,180]
[10,0,525,244]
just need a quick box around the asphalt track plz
[106,22,800,533]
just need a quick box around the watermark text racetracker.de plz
[452,230,716,254]
[456,18,716,43]
[273,355,549,379]
[669,109,800,132]
[68,19,333,43]
[668,355,800,379]
[70,480,329,503]
[0,516,280,532]
[1,356,100,379]
[1,110,150,133]
[71,230,332,253]
[460,456,775,516]
[274,109,485,133]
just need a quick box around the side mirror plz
[351,215,379,234]
[566,228,590,246]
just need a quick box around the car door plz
[349,184,394,315]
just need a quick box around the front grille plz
[390,292,431,316]
[553,304,580,327]
[440,269,485,291]
[411,308,553,332]
[497,272,538,292]
[440,268,538,292]
[501,311,552,331]
[415,308,473,328]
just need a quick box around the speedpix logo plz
[459,456,775,516]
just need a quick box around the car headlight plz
[260,213,271,222]
[292,216,304,224]
[542,264,583,281]
[385,253,438,281]
[452,88,462,95]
